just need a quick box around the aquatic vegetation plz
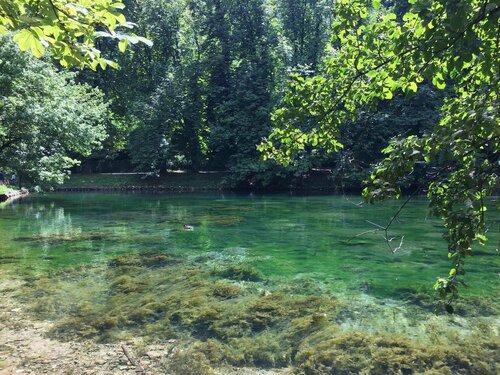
[163,349,216,375]
[203,215,242,226]
[64,245,101,253]
[400,291,500,317]
[108,251,179,269]
[10,248,500,373]
[212,263,263,281]
[109,275,149,294]
[13,232,110,243]
[295,328,499,375]
[0,255,21,263]
[211,281,245,299]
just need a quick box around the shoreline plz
[0,188,29,202]
[55,172,355,194]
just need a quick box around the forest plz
[1,0,447,190]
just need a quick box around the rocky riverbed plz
[0,280,291,375]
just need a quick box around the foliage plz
[0,36,109,184]
[0,0,151,69]
[76,0,334,177]
[259,0,499,306]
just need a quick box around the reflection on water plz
[0,193,498,373]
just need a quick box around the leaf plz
[118,38,128,53]
[13,29,44,57]
[134,35,153,47]
[383,89,393,99]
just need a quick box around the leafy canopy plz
[0,36,109,183]
[259,0,499,309]
[0,0,152,69]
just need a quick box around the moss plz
[204,215,242,225]
[50,317,99,340]
[128,307,158,323]
[294,329,499,375]
[402,291,500,317]
[109,275,149,294]
[211,281,244,299]
[94,315,118,330]
[13,250,499,374]
[163,350,216,375]
[13,233,110,243]
[0,255,21,263]
[228,334,289,368]
[108,251,178,269]
[197,334,289,368]
[212,264,263,281]
[65,246,101,253]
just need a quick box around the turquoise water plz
[0,193,498,373]
[1,193,497,296]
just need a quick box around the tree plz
[259,0,499,309]
[278,0,332,69]
[0,36,109,184]
[0,0,151,69]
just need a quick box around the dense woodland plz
[1,0,443,189]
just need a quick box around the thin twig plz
[121,345,145,373]
[349,193,414,253]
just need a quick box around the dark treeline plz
[72,0,442,190]
[0,0,442,189]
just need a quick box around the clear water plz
[1,193,497,296]
[1,193,499,372]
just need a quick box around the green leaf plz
[118,38,128,52]
[13,29,44,57]
[408,82,418,93]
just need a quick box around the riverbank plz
[57,172,225,192]
[0,186,28,202]
[56,170,352,193]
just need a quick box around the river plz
[0,193,498,374]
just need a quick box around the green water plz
[1,193,499,373]
[1,193,497,296]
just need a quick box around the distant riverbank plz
[57,170,355,193]
[0,186,28,202]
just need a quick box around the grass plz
[0,184,17,194]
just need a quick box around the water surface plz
[1,193,497,296]
[0,193,498,373]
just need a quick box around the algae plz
[295,328,499,375]
[0,255,21,263]
[13,249,500,374]
[211,281,245,299]
[163,349,216,375]
[212,263,263,281]
[13,232,111,243]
